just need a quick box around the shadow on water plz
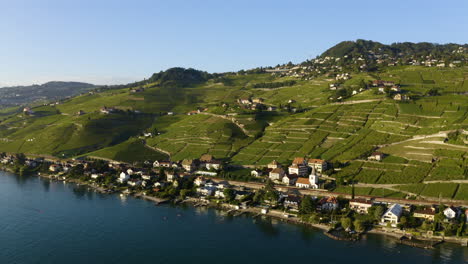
[72,185,87,199]
[253,217,280,237]
[41,179,50,192]
[13,174,35,186]
[86,189,94,200]
[297,225,317,244]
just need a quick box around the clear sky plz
[1,0,467,86]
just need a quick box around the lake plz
[0,171,466,264]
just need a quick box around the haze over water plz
[0,171,466,264]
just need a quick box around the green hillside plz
[0,41,466,200]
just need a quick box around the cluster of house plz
[372,80,409,101]
[193,176,252,201]
[100,106,116,114]
[154,154,223,173]
[23,107,34,115]
[250,158,327,189]
[237,97,270,111]
[187,107,208,116]
[350,198,468,227]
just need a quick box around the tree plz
[253,189,265,204]
[223,188,236,202]
[265,179,275,191]
[399,216,408,229]
[354,219,365,232]
[374,205,385,221]
[300,196,315,215]
[341,217,353,230]
[180,189,191,199]
[426,88,440,96]
[14,153,26,166]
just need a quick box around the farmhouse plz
[100,106,115,114]
[368,152,385,161]
[393,93,409,101]
[252,98,264,104]
[282,174,298,186]
[238,98,252,105]
[267,160,281,169]
[269,168,285,181]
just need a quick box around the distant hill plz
[321,39,467,59]
[0,81,96,108]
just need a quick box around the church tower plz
[309,167,319,189]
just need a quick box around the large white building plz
[117,172,130,183]
[381,204,402,226]
[443,206,459,219]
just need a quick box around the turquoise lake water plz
[0,171,466,264]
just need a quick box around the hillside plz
[0,81,97,108]
[0,40,466,200]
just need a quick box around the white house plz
[368,152,384,161]
[443,206,459,220]
[288,164,308,176]
[141,174,152,180]
[194,176,206,186]
[214,190,225,198]
[153,160,172,168]
[282,175,298,186]
[165,171,178,182]
[381,204,402,225]
[308,159,327,173]
[349,199,374,214]
[128,179,142,187]
[91,174,101,180]
[117,172,130,183]
[197,186,216,196]
[267,160,280,169]
[251,170,263,177]
[269,168,285,181]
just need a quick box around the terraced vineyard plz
[0,64,466,200]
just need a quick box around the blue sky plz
[1,0,467,86]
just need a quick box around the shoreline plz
[1,168,466,249]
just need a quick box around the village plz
[1,152,467,246]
